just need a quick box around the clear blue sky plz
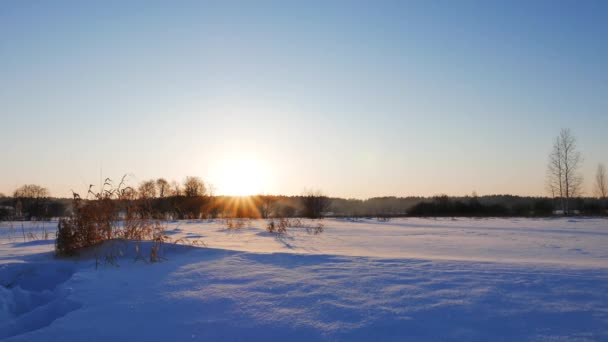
[1,1,607,198]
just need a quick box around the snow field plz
[1,218,607,341]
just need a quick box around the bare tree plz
[156,178,169,198]
[138,180,157,199]
[595,163,607,199]
[13,184,49,199]
[183,176,206,197]
[121,187,138,201]
[546,129,583,215]
[256,195,277,218]
[169,180,182,196]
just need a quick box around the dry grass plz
[172,237,207,247]
[56,176,168,265]
[266,218,323,235]
[225,218,247,230]
[305,222,324,235]
[266,219,286,235]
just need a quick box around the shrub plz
[266,219,287,235]
[225,218,246,229]
[305,222,324,235]
[55,177,165,262]
[56,193,117,256]
[266,218,321,235]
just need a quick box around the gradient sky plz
[1,0,607,198]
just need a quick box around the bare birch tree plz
[546,128,583,215]
[595,163,607,199]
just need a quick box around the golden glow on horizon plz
[210,157,273,196]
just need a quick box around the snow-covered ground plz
[1,218,608,341]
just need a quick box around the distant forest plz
[1,192,606,221]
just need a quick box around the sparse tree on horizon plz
[138,180,157,199]
[595,163,607,200]
[156,178,169,198]
[13,184,49,199]
[256,195,277,218]
[546,128,583,215]
[169,180,182,196]
[183,176,206,197]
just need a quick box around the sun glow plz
[210,157,273,196]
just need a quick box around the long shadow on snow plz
[7,242,608,341]
[154,246,608,341]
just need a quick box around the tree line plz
[0,178,331,221]
[2,190,606,221]
[0,185,68,221]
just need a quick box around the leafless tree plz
[121,187,138,201]
[595,163,607,200]
[13,184,49,199]
[138,180,157,199]
[156,178,169,198]
[546,128,583,215]
[183,176,206,197]
[256,195,277,218]
[169,180,182,196]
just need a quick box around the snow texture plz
[1,218,607,341]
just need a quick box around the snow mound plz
[0,263,81,339]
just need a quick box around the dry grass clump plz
[266,218,323,235]
[225,218,247,229]
[305,222,324,235]
[56,193,116,255]
[172,237,207,247]
[266,219,286,235]
[56,177,167,264]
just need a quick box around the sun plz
[210,157,272,196]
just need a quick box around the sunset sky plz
[1,1,607,198]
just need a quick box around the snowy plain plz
[1,218,607,341]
